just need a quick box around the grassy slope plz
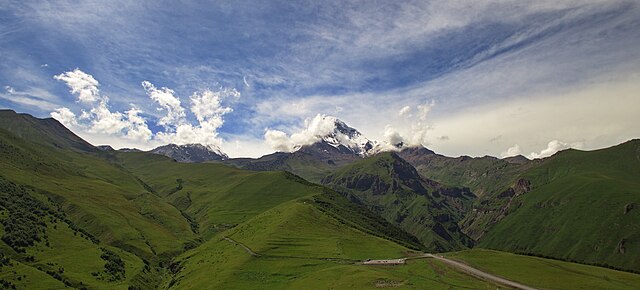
[446,249,640,290]
[0,126,195,288]
[311,189,424,250]
[479,140,640,271]
[117,152,425,250]
[228,200,408,259]
[0,110,96,152]
[0,129,195,257]
[115,152,327,238]
[169,200,500,289]
[323,153,474,252]
[0,176,147,289]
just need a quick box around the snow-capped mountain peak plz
[294,116,378,156]
[322,119,378,155]
[150,143,228,162]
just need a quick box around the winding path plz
[223,237,259,256]
[424,254,539,290]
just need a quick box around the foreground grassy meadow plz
[446,249,640,290]
[168,200,503,289]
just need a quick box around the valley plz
[0,110,639,289]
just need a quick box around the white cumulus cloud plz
[190,88,238,123]
[52,69,154,142]
[124,107,153,141]
[264,114,341,152]
[50,107,78,127]
[380,100,436,148]
[264,129,291,152]
[151,86,238,147]
[52,71,240,149]
[528,140,582,159]
[54,69,100,103]
[382,125,404,148]
[86,100,129,135]
[141,81,186,129]
[501,144,522,158]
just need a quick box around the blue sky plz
[1,1,639,158]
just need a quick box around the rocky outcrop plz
[96,145,115,151]
[618,239,627,254]
[497,179,531,198]
[624,203,635,215]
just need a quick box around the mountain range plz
[0,109,639,289]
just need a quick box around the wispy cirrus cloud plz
[1,1,639,157]
[0,85,59,111]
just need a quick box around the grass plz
[445,249,640,289]
[0,207,146,289]
[0,128,196,260]
[0,258,66,290]
[0,122,192,288]
[227,200,408,259]
[115,152,327,239]
[169,200,502,289]
[479,140,640,272]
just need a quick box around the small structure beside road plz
[362,258,406,265]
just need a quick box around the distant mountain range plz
[0,109,638,289]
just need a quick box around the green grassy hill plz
[478,140,640,272]
[0,176,147,289]
[114,152,327,239]
[322,152,476,252]
[114,151,425,250]
[0,115,197,288]
[168,199,500,289]
[0,110,96,152]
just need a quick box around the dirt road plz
[425,254,539,290]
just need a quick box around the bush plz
[0,177,50,250]
[100,248,125,281]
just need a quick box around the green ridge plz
[479,140,640,272]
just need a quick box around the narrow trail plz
[223,237,259,256]
[424,254,539,290]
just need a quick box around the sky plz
[1,0,639,158]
